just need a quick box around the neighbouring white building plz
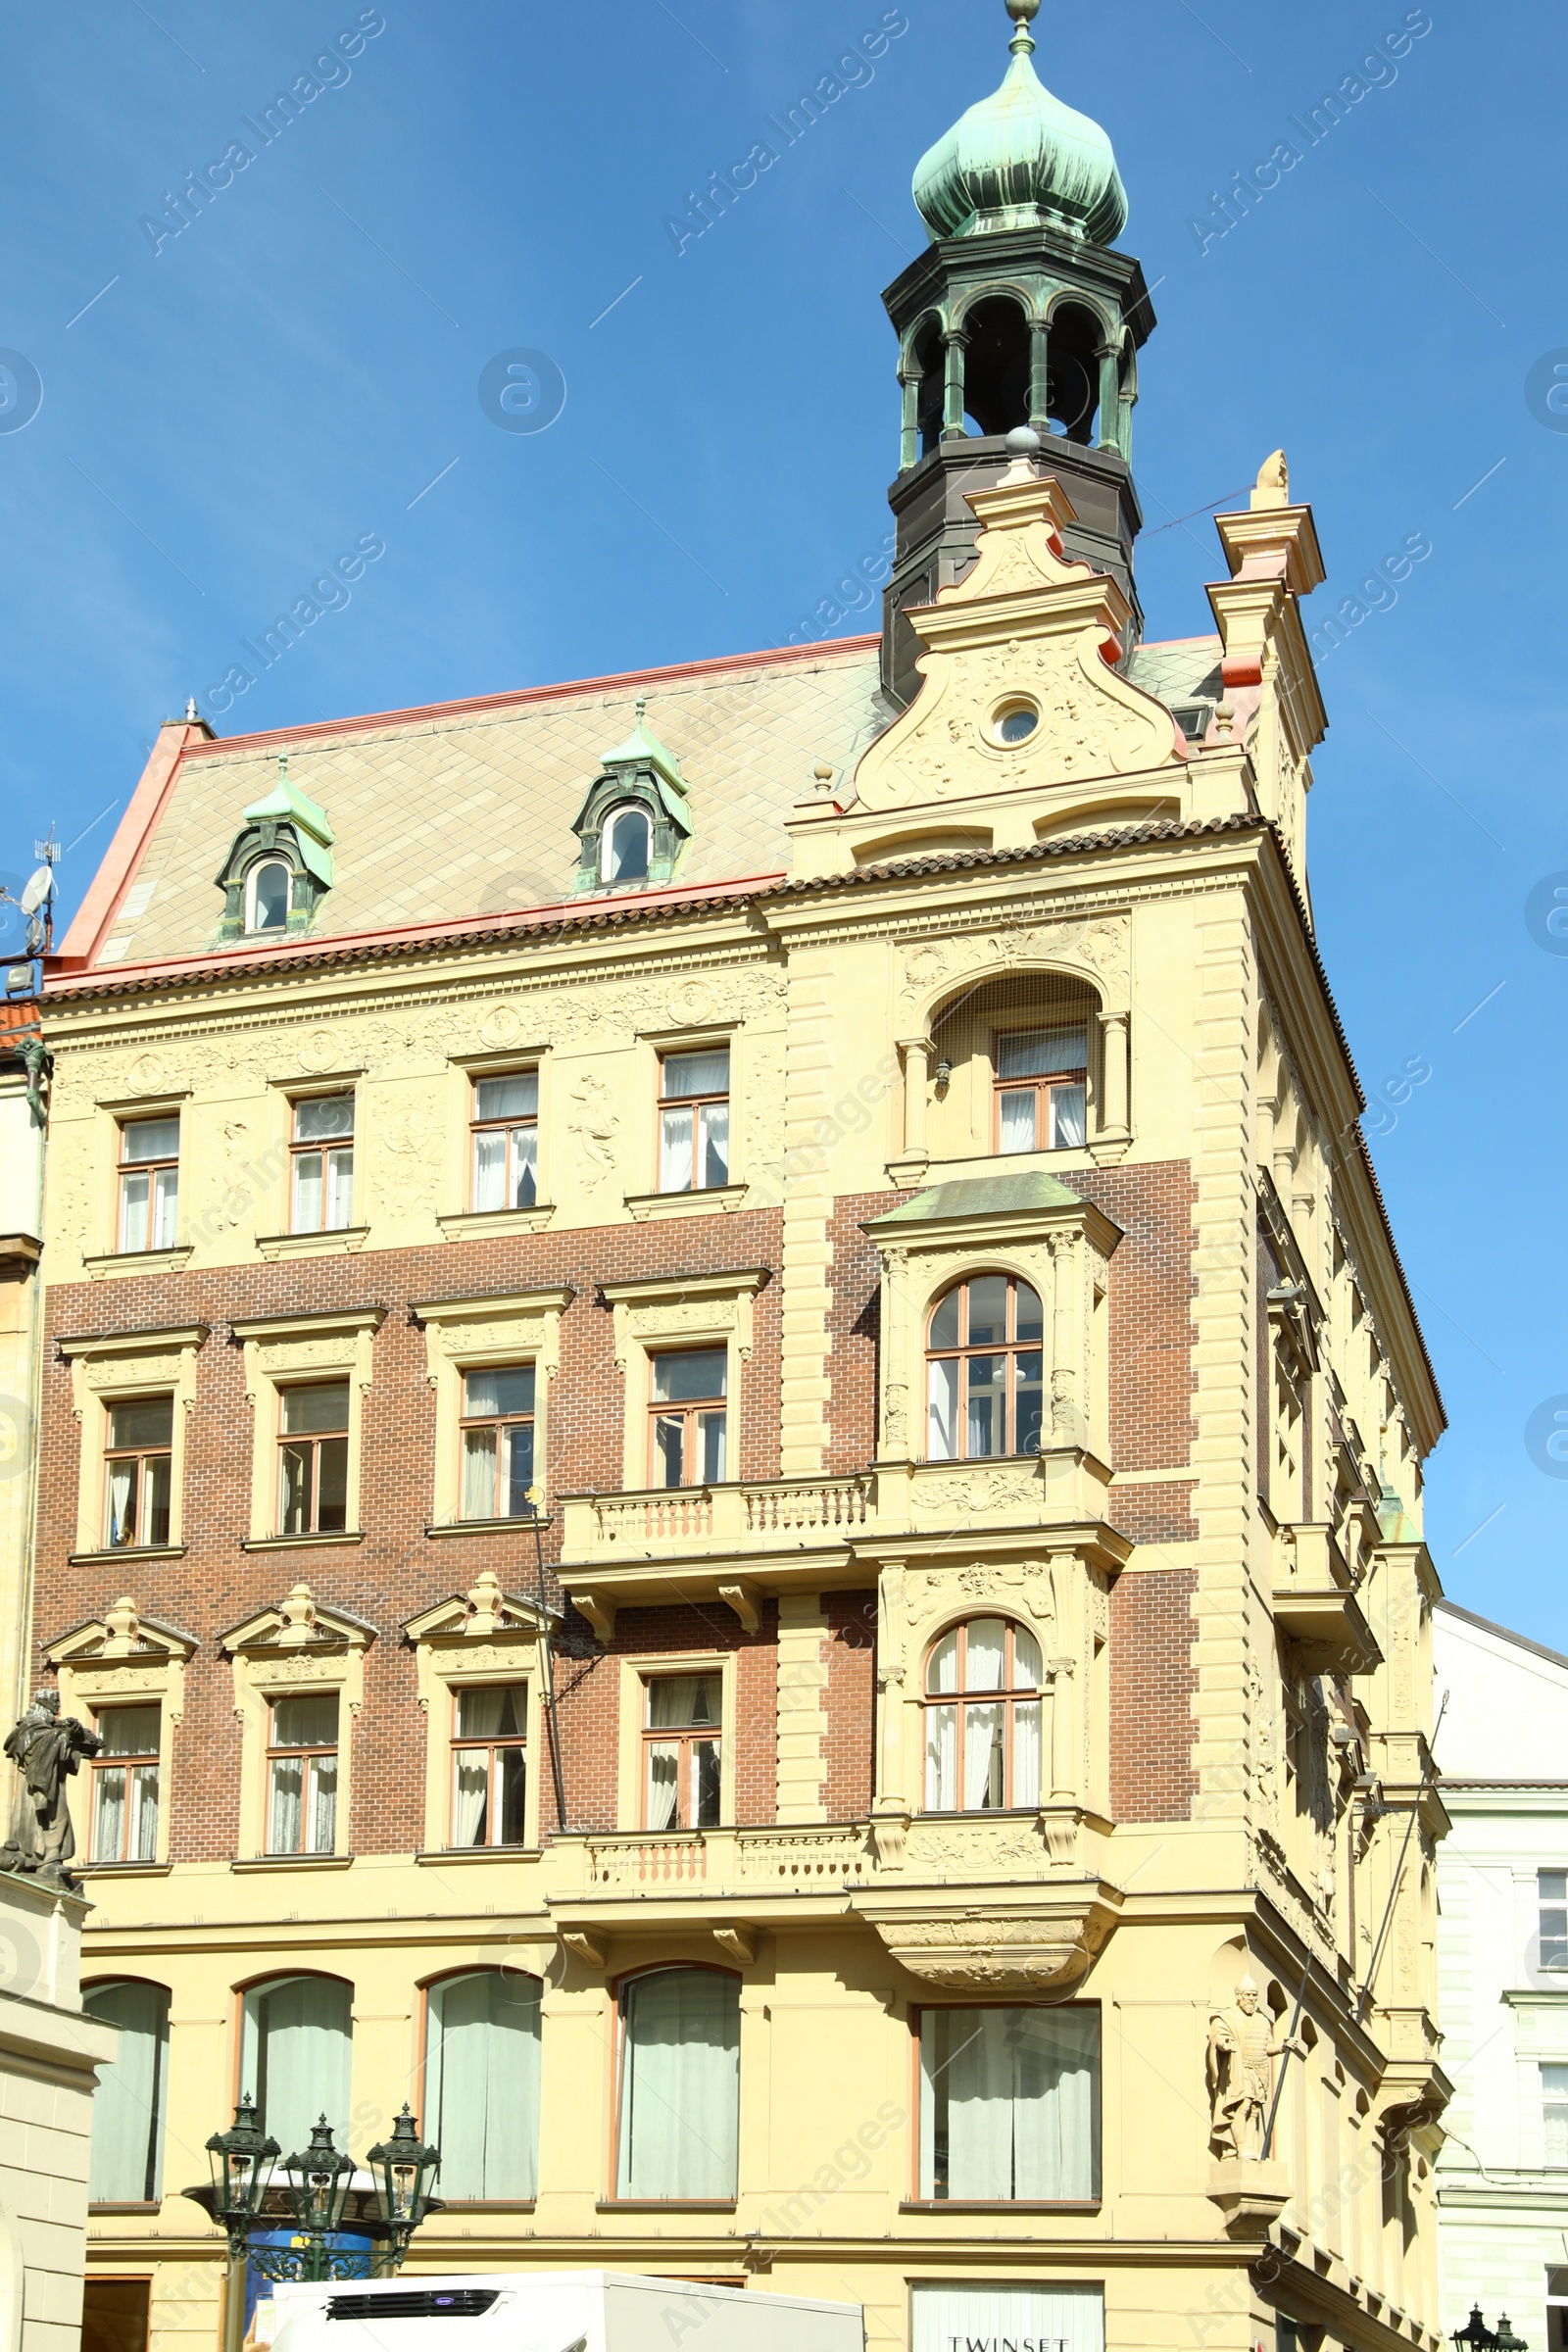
[0,1870,118,2352]
[1435,1597,1568,2350]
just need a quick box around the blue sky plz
[2,0,1563,1642]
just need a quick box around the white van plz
[268,2272,865,2352]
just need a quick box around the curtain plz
[702,1103,730,1187]
[1012,1700,1043,1810]
[616,1970,739,2200]
[647,1744,679,1831]
[472,1129,506,1212]
[293,1154,322,1232]
[309,1757,338,1854]
[998,1027,1087,1079]
[1053,1084,1088,1149]
[1014,1626,1043,1686]
[650,1678,718,1729]
[661,1108,694,1193]
[919,2007,1100,2203]
[513,1125,538,1206]
[927,1359,958,1459]
[105,1461,134,1548]
[967,1622,1005,1687]
[910,2281,1103,2352]
[426,1973,540,2200]
[119,1169,149,1252]
[963,1704,1004,1810]
[925,1705,956,1810]
[463,1428,496,1519]
[242,1977,353,2156]
[269,1756,303,1854]
[998,1091,1037,1152]
[92,1768,126,1861]
[83,1983,169,2202]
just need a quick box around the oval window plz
[247,859,291,932]
[993,701,1040,748]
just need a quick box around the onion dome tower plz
[880,0,1155,704]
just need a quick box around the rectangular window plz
[659,1048,730,1193]
[460,1365,536,1520]
[450,1685,528,1847]
[615,1968,739,2201]
[277,1381,350,1536]
[643,1674,722,1831]
[267,1692,339,1855]
[471,1072,539,1211]
[118,1115,179,1252]
[1545,2066,1568,2167]
[290,1094,355,1232]
[89,1705,161,1864]
[995,1026,1088,1153]
[650,1348,727,1488]
[918,2004,1100,2201]
[1543,1871,1568,1968]
[103,1395,174,1549]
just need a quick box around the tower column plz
[1096,343,1121,453]
[898,367,920,473]
[942,328,968,439]
[1029,317,1051,435]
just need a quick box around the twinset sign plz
[910,2285,1103,2352]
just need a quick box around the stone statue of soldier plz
[1206,1974,1299,2161]
[0,1690,101,1886]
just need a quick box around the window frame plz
[102,1393,175,1551]
[82,1977,171,2207]
[1542,1870,1568,1971]
[418,1967,543,2207]
[459,1363,538,1522]
[87,1704,162,1866]
[117,1114,180,1255]
[924,1274,1047,1463]
[991,1023,1090,1156]
[468,1070,540,1215]
[602,803,653,886]
[246,857,294,934]
[921,1615,1045,1817]
[658,1047,732,1196]
[647,1347,729,1489]
[640,1670,723,1832]
[448,1682,529,1849]
[610,1963,742,2207]
[908,1996,1103,2208]
[235,1971,354,2149]
[264,1692,341,1857]
[275,1379,352,1538]
[289,1092,356,1235]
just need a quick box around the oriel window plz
[926,1275,1045,1461]
[659,1048,730,1193]
[461,1365,536,1520]
[290,1095,355,1232]
[277,1381,350,1536]
[644,1675,722,1832]
[471,1072,539,1211]
[924,1616,1043,1814]
[650,1348,727,1488]
[450,1685,527,1848]
[266,1693,339,1855]
[104,1395,173,1549]
[995,1026,1088,1152]
[118,1116,179,1253]
[89,1705,161,1864]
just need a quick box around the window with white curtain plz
[926,1275,1045,1461]
[103,1396,173,1549]
[118,1116,179,1253]
[90,1706,161,1863]
[918,2005,1100,2201]
[461,1367,536,1520]
[615,1968,740,2202]
[924,1616,1043,1813]
[450,1685,527,1847]
[425,1972,541,2201]
[994,1025,1089,1152]
[267,1694,339,1855]
[82,1981,169,2202]
[240,1975,353,2157]
[910,2281,1104,2352]
[470,1072,539,1211]
[643,1674,722,1831]
[1544,2065,1568,2167]
[659,1048,730,1193]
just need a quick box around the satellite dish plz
[19,865,53,914]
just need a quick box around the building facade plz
[26,8,1450,2351]
[1434,1599,1568,2349]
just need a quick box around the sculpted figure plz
[0,1690,101,1886]
[1206,1974,1298,2160]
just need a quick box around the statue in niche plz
[0,1690,101,1886]
[1205,1974,1298,2161]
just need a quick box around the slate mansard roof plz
[66,630,1226,976]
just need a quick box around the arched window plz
[926,1275,1044,1461]
[924,1617,1043,1813]
[424,1971,541,2201]
[245,858,292,933]
[82,1981,169,2202]
[239,1974,352,2155]
[602,805,651,885]
[615,1967,739,2202]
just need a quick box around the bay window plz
[918,2003,1101,2201]
[925,1615,1043,1813]
[615,1968,739,2201]
[926,1275,1045,1461]
[118,1116,179,1252]
[104,1396,173,1549]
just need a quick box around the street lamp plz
[1494,2322,1529,2352]
[279,2119,358,2275]
[367,2107,442,2274]
[204,2098,280,2352]
[1451,2316,1497,2351]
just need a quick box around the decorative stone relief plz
[256,1337,356,1378]
[898,911,1130,1022]
[906,1558,1056,1627]
[863,1899,1112,1991]
[566,1072,619,1180]
[907,1820,1045,1872]
[912,1466,1041,1519]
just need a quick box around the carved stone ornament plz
[912,1466,1040,1519]
[859,1891,1116,1991]
[897,912,1131,1024]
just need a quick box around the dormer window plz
[603,806,652,885]
[247,858,292,933]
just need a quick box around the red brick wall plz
[1106,1480,1199,1546]
[1070,1162,1199,1474]
[1108,1565,1199,1821]
[823,1590,877,1820]
[34,1210,782,1864]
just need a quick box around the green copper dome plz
[912,7,1128,248]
